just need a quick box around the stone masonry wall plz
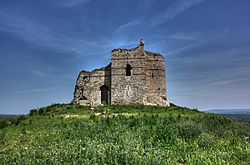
[73,64,111,106]
[111,44,147,105]
[73,39,169,107]
[145,52,169,106]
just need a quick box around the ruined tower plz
[73,39,170,106]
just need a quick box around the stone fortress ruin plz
[73,39,170,106]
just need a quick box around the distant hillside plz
[205,109,250,114]
[0,114,24,129]
[222,114,250,122]
[205,109,250,121]
[0,104,249,164]
[0,114,22,118]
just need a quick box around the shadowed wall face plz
[145,52,167,105]
[73,64,111,106]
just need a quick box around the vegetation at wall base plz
[0,104,249,164]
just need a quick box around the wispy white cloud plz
[98,34,139,49]
[58,0,91,7]
[114,20,141,34]
[164,30,230,56]
[16,88,51,94]
[150,0,206,28]
[165,39,207,56]
[159,32,201,41]
[31,70,47,77]
[0,10,93,55]
[168,37,250,66]
[0,11,65,51]
[164,28,250,103]
[211,78,246,85]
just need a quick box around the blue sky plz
[0,0,250,114]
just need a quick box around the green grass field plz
[0,104,250,164]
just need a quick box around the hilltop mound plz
[0,104,249,164]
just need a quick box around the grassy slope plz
[0,104,250,164]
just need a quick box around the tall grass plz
[0,104,249,164]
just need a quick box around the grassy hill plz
[0,104,250,164]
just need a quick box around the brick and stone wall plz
[111,42,147,105]
[72,39,170,106]
[73,64,111,106]
[145,51,169,106]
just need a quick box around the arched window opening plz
[83,76,89,81]
[126,64,132,76]
[152,73,154,78]
[80,96,87,100]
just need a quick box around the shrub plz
[0,119,10,129]
[0,130,6,144]
[178,121,203,140]
[29,109,38,116]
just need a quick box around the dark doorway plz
[100,85,110,105]
[126,64,132,76]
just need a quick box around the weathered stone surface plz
[73,39,170,106]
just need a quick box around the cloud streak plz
[211,78,246,85]
[31,70,47,77]
[114,20,141,34]
[161,32,201,41]
[150,0,206,28]
[0,10,96,55]
[58,0,91,7]
[0,10,68,51]
[164,29,233,56]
